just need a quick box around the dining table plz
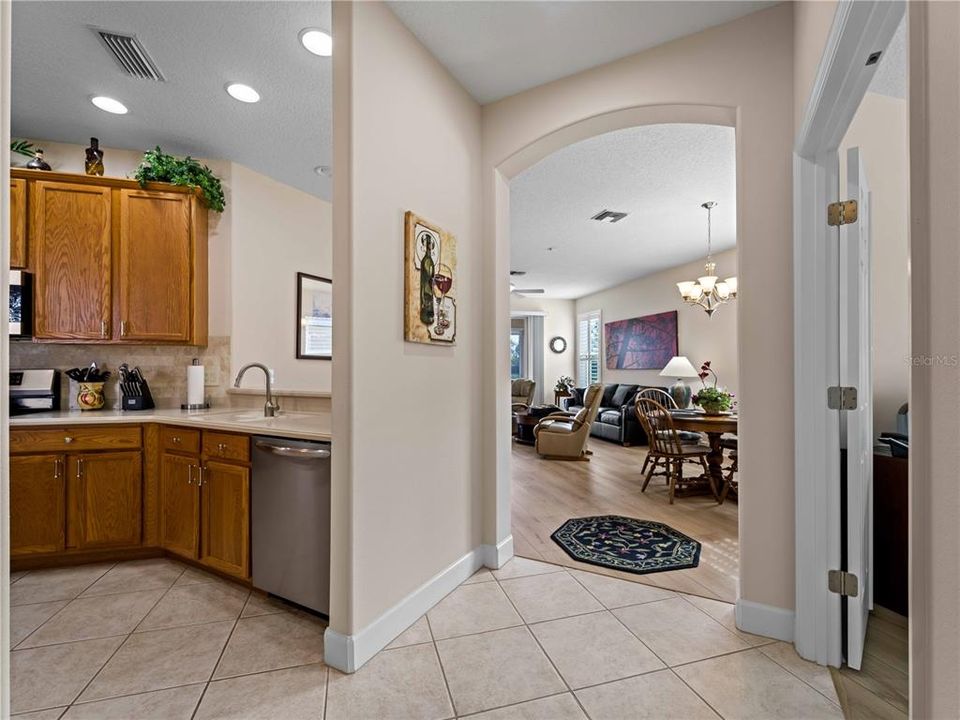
[669,410,738,498]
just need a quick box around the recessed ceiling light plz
[314,165,332,177]
[91,95,128,114]
[225,83,260,103]
[300,28,332,57]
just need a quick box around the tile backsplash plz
[9,336,230,410]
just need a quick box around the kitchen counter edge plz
[9,409,331,442]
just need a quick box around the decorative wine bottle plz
[419,235,436,326]
[85,137,105,176]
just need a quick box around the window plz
[577,311,601,386]
[510,318,526,379]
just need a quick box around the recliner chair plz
[511,378,536,411]
[534,383,603,460]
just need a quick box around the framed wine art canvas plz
[404,211,457,345]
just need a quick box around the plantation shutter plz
[577,311,601,386]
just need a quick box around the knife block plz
[121,378,155,411]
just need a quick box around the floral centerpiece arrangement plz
[554,376,575,394]
[692,361,734,415]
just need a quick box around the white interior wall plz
[329,0,483,650]
[229,163,332,392]
[575,248,738,396]
[11,140,332,392]
[482,3,796,623]
[839,92,909,435]
[909,3,960,713]
[509,295,576,394]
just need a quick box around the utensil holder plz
[77,382,105,411]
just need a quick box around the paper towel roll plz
[187,364,205,407]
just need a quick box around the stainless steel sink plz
[187,410,320,425]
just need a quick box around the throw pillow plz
[601,384,619,407]
[611,384,638,407]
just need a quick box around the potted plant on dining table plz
[692,361,734,415]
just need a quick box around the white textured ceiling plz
[868,15,905,99]
[388,1,778,104]
[510,124,736,299]
[11,1,332,199]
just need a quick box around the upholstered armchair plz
[534,383,603,460]
[511,378,536,412]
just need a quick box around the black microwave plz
[9,270,32,339]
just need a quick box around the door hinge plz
[827,386,858,410]
[828,569,860,597]
[827,199,858,226]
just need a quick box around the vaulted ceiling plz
[510,124,737,299]
[388,1,778,103]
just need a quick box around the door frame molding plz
[793,0,904,667]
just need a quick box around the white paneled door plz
[841,146,873,670]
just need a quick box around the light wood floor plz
[511,438,739,602]
[832,607,909,719]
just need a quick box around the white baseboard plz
[736,598,795,642]
[324,537,513,673]
[482,534,514,568]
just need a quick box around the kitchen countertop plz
[10,408,332,442]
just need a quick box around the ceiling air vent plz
[591,209,628,224]
[94,29,166,82]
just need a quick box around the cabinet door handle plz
[100,320,107,338]
[198,466,205,487]
[64,436,74,444]
[53,458,62,480]
[120,320,127,337]
[76,458,83,479]
[187,464,194,485]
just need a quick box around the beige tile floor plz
[10,556,845,719]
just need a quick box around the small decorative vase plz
[669,379,692,409]
[77,382,106,411]
[26,149,51,171]
[85,137,105,176]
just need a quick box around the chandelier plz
[676,201,737,316]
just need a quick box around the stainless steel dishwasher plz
[252,436,331,615]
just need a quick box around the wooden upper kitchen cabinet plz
[32,180,112,340]
[13,169,208,345]
[10,177,27,268]
[68,451,142,549]
[10,454,65,556]
[117,189,207,343]
[160,452,200,559]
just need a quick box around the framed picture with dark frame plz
[297,272,332,360]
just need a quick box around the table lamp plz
[659,356,699,409]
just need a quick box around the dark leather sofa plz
[564,383,670,446]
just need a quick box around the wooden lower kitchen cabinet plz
[10,454,65,555]
[68,451,142,549]
[200,460,250,579]
[158,427,251,580]
[160,451,200,559]
[10,426,144,566]
[10,423,252,579]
